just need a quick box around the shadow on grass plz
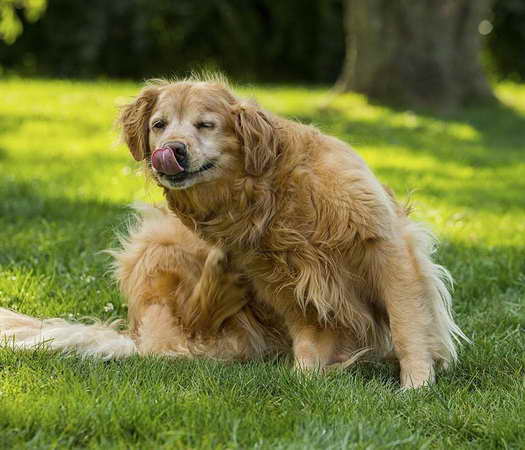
[0,179,126,224]
[2,173,524,278]
[373,165,525,213]
[294,98,525,169]
[0,179,130,269]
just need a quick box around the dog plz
[117,76,468,388]
[0,76,467,388]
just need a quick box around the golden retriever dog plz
[0,76,467,388]
[116,76,468,388]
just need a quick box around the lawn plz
[0,78,524,449]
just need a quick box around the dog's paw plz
[293,353,328,373]
[399,360,435,389]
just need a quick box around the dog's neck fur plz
[164,173,278,251]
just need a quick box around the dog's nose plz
[167,141,187,165]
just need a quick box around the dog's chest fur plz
[164,175,388,330]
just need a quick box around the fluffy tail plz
[0,307,136,359]
[408,222,471,366]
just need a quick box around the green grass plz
[0,78,524,449]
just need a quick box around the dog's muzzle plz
[151,142,187,175]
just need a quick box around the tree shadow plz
[373,165,525,213]
[289,98,525,215]
[0,179,130,269]
[1,179,125,224]
[291,95,525,169]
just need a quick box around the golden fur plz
[108,203,288,359]
[0,76,468,389]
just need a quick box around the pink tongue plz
[151,147,184,175]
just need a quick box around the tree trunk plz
[336,0,495,111]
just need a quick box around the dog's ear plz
[119,86,159,161]
[234,103,278,176]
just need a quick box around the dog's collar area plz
[158,161,215,183]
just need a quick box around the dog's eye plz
[195,121,215,130]
[152,120,166,130]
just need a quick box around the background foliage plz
[0,0,344,82]
[0,0,523,83]
[0,0,45,44]
[489,0,525,81]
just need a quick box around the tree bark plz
[336,0,495,111]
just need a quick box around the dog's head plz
[119,79,279,190]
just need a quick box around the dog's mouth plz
[153,161,216,187]
[149,145,216,188]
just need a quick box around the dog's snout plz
[167,141,187,165]
[151,141,189,175]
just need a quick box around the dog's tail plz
[0,307,136,359]
[407,222,471,367]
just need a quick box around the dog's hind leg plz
[180,248,249,334]
[377,245,437,389]
[380,222,469,389]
